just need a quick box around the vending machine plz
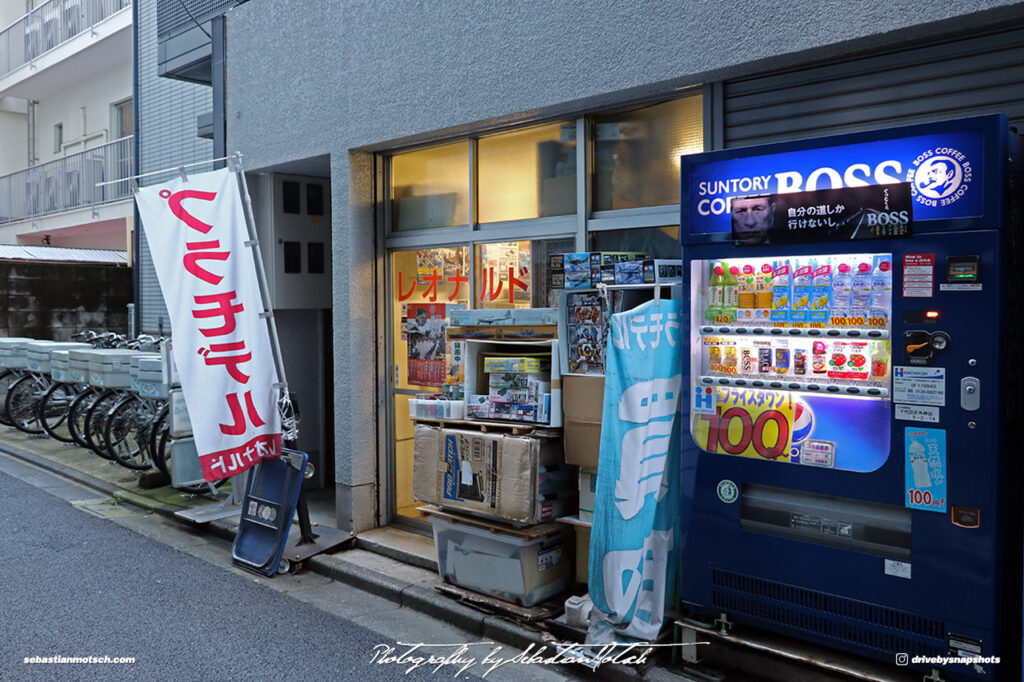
[678,115,1022,679]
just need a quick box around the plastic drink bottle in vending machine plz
[871,341,890,380]
[792,259,814,321]
[850,260,873,320]
[708,262,726,316]
[831,261,852,319]
[870,255,893,323]
[771,260,791,322]
[755,264,774,311]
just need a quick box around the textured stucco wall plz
[223,0,1024,531]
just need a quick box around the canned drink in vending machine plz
[774,342,790,374]
[793,348,807,375]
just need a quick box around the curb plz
[0,442,673,682]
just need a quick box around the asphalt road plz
[0,455,579,682]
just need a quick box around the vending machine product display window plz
[690,252,892,472]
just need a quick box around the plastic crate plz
[428,513,568,607]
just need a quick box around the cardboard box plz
[578,468,597,524]
[562,374,604,468]
[412,425,572,525]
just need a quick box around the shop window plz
[589,226,681,259]
[390,246,471,521]
[478,122,576,223]
[592,94,703,211]
[391,142,470,231]
[474,238,575,310]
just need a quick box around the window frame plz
[377,87,707,530]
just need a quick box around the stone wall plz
[0,262,132,340]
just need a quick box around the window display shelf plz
[697,375,889,398]
[410,416,561,436]
[698,325,889,340]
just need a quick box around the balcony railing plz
[0,135,133,225]
[0,0,131,78]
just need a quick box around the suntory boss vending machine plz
[678,115,1022,679]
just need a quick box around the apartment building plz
[0,0,133,251]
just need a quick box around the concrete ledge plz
[401,582,486,634]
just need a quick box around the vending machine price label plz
[893,366,945,406]
[693,387,794,461]
[905,427,947,513]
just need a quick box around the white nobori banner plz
[135,167,281,481]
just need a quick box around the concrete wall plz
[0,4,26,31]
[223,0,1024,532]
[0,107,26,175]
[33,58,132,164]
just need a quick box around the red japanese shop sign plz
[135,168,281,481]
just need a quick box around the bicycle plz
[7,341,91,434]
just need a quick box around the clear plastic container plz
[428,514,568,606]
[408,399,466,420]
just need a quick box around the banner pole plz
[229,156,298,440]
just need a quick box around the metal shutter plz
[724,27,1024,148]
[136,0,214,334]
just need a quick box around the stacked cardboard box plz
[413,425,576,606]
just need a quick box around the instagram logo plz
[895,653,909,666]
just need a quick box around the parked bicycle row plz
[0,333,213,494]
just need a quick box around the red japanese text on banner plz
[135,168,281,481]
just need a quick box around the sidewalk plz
[0,427,687,682]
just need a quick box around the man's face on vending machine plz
[731,196,774,245]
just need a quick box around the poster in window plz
[416,249,444,278]
[407,303,447,387]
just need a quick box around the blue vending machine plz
[678,115,1022,680]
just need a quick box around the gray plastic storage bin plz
[87,349,140,388]
[428,513,568,607]
[130,354,168,399]
[26,341,89,373]
[67,348,94,384]
[0,338,35,369]
[51,350,72,382]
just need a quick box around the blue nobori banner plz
[681,115,1011,239]
[588,298,681,643]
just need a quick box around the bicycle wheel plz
[0,370,20,426]
[39,382,81,443]
[67,388,99,448]
[150,404,171,476]
[6,374,49,434]
[104,395,152,471]
[84,390,122,458]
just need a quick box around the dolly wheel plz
[276,558,291,575]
